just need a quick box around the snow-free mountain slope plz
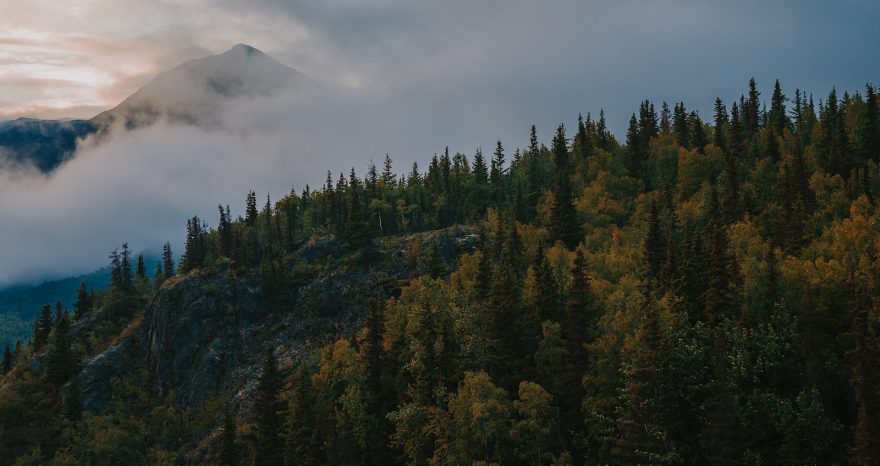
[91,43,316,130]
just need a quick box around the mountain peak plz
[91,44,316,131]
[227,43,263,56]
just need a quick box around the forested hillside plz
[1,79,879,465]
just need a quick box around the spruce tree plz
[45,312,73,386]
[343,168,371,253]
[218,204,233,257]
[286,365,323,466]
[490,140,506,203]
[724,103,743,223]
[769,79,787,135]
[673,102,691,148]
[625,113,642,178]
[135,254,146,282]
[549,124,579,248]
[703,188,740,323]
[246,190,259,227]
[119,243,134,292]
[691,111,707,154]
[714,98,728,152]
[559,249,594,432]
[162,242,174,279]
[1,344,13,374]
[73,282,92,320]
[856,83,879,164]
[254,345,285,466]
[487,218,528,391]
[33,304,53,349]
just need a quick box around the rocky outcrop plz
[138,271,265,408]
[77,339,136,412]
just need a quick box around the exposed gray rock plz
[138,271,265,408]
[77,339,134,412]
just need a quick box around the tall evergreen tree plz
[286,365,323,466]
[254,345,285,466]
[1,344,13,374]
[625,113,643,178]
[162,242,174,279]
[33,304,53,349]
[714,98,728,152]
[73,282,92,320]
[724,104,743,223]
[769,79,788,135]
[673,102,691,148]
[45,312,73,386]
[856,83,879,164]
[559,249,594,433]
[135,254,146,282]
[490,140,506,203]
[246,190,259,227]
[549,124,579,248]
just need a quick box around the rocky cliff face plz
[77,263,391,412]
[138,271,265,408]
[75,228,473,415]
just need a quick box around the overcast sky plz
[2,0,878,135]
[0,0,878,285]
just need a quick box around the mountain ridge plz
[0,44,313,172]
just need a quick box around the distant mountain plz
[0,118,96,172]
[0,44,313,172]
[92,43,315,131]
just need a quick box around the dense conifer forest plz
[2,79,880,465]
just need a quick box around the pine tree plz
[73,282,92,320]
[714,98,728,152]
[254,345,285,466]
[343,168,371,253]
[286,365,323,466]
[119,243,133,292]
[856,83,879,164]
[218,204,233,257]
[644,200,665,284]
[45,311,73,386]
[1,344,13,374]
[246,190,259,227]
[549,124,579,248]
[109,248,122,289]
[559,249,594,432]
[219,407,238,466]
[487,218,528,391]
[490,139,506,203]
[135,254,146,282]
[723,103,743,223]
[745,77,761,135]
[162,242,174,279]
[703,188,740,323]
[673,102,691,148]
[691,111,707,153]
[33,304,53,349]
[625,113,643,178]
[769,79,787,135]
